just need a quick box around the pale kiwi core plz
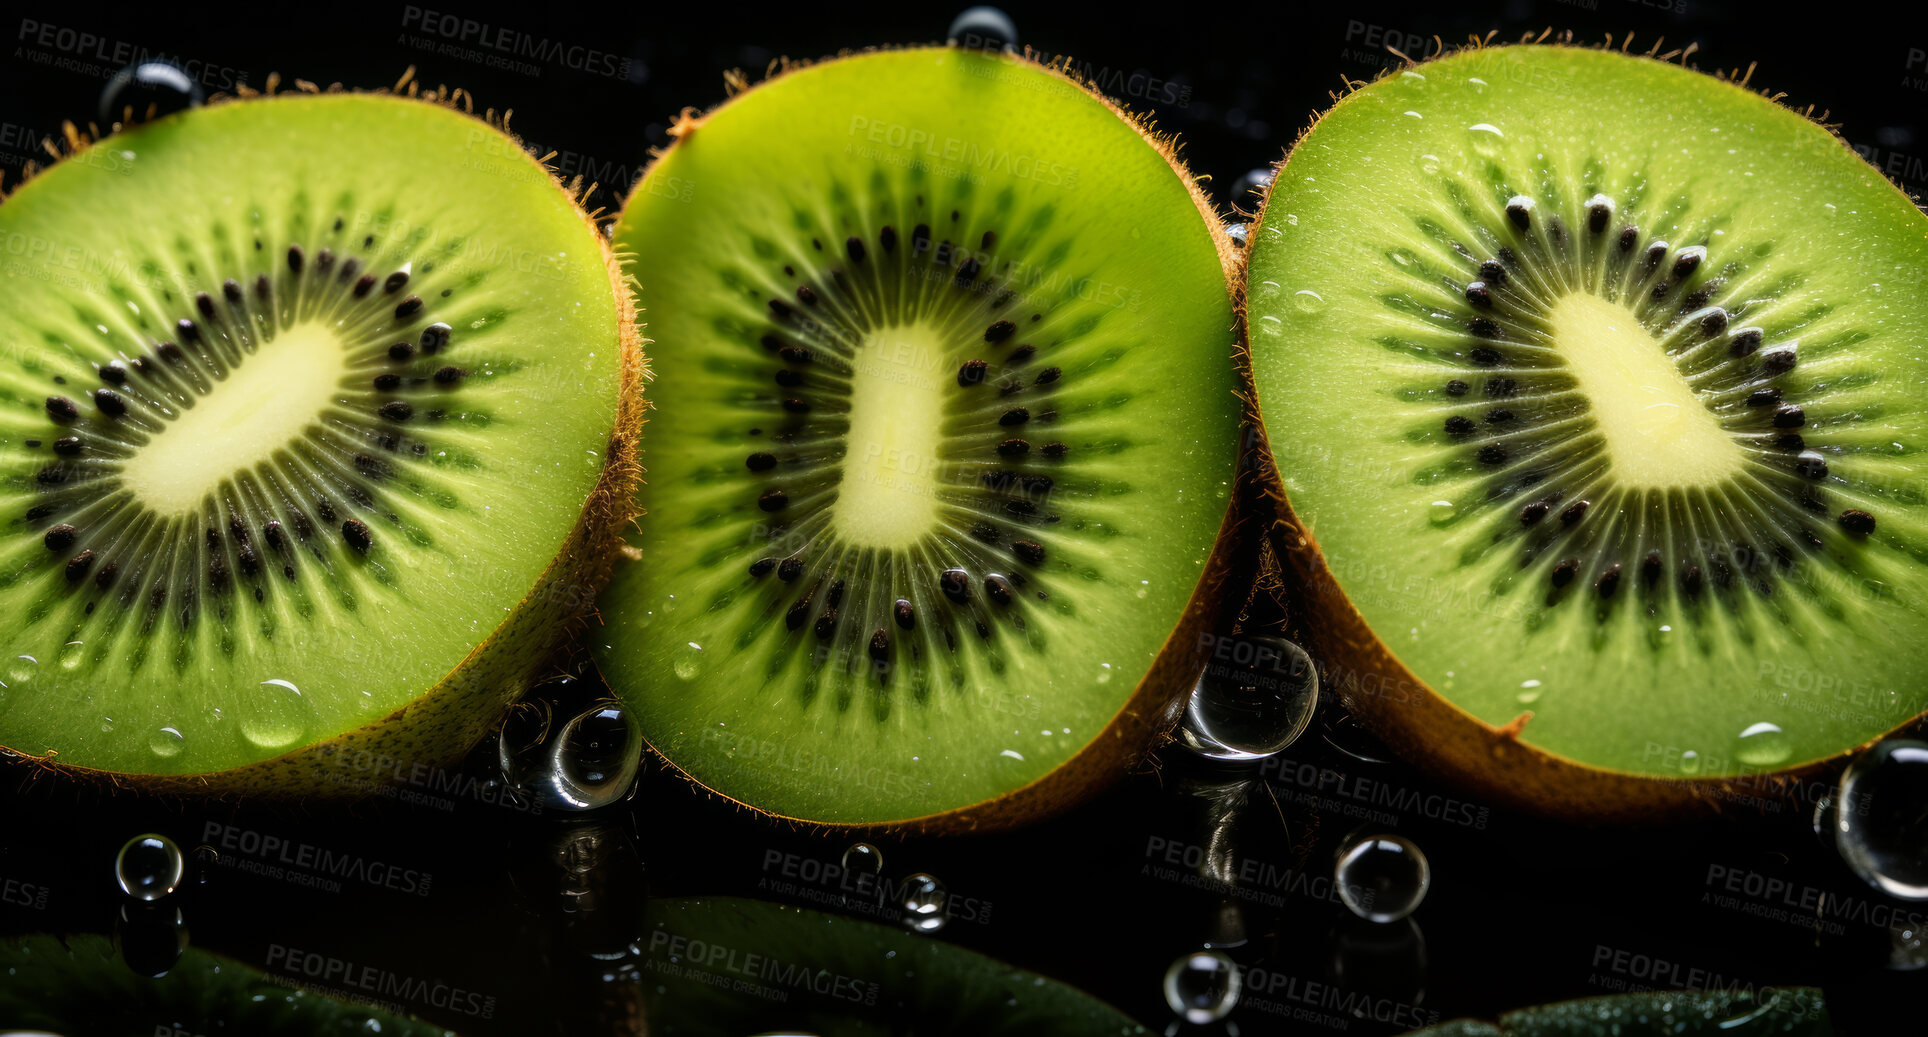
[119,323,351,515]
[833,325,950,548]
[1550,293,1746,487]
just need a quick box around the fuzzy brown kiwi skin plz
[1236,36,1928,825]
[0,83,651,800]
[612,45,1259,837]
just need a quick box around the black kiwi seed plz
[92,389,126,416]
[1444,416,1477,436]
[1795,452,1829,479]
[1034,367,1061,385]
[1775,433,1806,450]
[287,245,305,273]
[940,568,970,603]
[380,401,414,421]
[1041,442,1067,459]
[1505,196,1533,229]
[1587,202,1612,233]
[895,599,916,629]
[177,318,201,343]
[45,396,79,422]
[1478,260,1507,285]
[1595,564,1622,599]
[95,561,117,589]
[394,296,423,319]
[958,359,988,386]
[63,550,95,581]
[1772,406,1806,429]
[52,437,82,456]
[354,274,377,298]
[778,558,804,582]
[971,522,1001,542]
[1681,563,1705,597]
[157,341,184,363]
[1465,282,1493,308]
[1641,552,1663,585]
[749,558,776,577]
[263,521,285,549]
[223,278,243,302]
[1444,379,1468,396]
[1671,246,1704,278]
[1617,226,1639,251]
[1761,348,1797,375]
[374,374,401,390]
[781,398,810,414]
[869,629,890,661]
[880,226,897,251]
[1699,308,1729,336]
[774,370,803,388]
[985,319,1016,343]
[420,323,451,354]
[996,438,1029,457]
[43,525,77,551]
[1476,444,1507,465]
[385,271,410,293]
[1746,388,1783,408]
[341,519,373,552]
[316,248,334,271]
[196,293,217,318]
[1468,320,1502,342]
[845,236,866,262]
[1839,509,1876,536]
[984,574,1014,604]
[389,342,415,361]
[1520,500,1550,525]
[433,366,466,386]
[758,489,789,512]
[1550,558,1579,587]
[257,274,274,299]
[999,408,1029,427]
[1560,499,1591,525]
[814,608,838,640]
[1012,539,1046,564]
[746,452,777,471]
[99,361,127,384]
[1469,346,1502,367]
[1485,408,1513,424]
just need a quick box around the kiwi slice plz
[1242,42,1928,817]
[0,89,644,791]
[1403,987,1830,1037]
[597,47,1247,829]
[641,896,1147,1035]
[0,933,457,1034]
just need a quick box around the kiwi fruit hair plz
[0,74,646,796]
[597,45,1256,833]
[1241,36,1928,821]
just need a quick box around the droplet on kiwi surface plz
[597,46,1243,828]
[1245,44,1928,805]
[0,92,636,786]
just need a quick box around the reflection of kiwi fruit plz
[641,897,1145,1035]
[598,47,1249,829]
[0,89,644,793]
[0,934,457,1034]
[1243,42,1928,819]
[1405,987,1830,1036]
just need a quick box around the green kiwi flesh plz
[1404,987,1830,1036]
[0,933,457,1034]
[641,896,1147,1035]
[1244,45,1928,810]
[600,48,1243,828]
[0,93,640,788]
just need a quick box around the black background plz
[2,1,1926,1034]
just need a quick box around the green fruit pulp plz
[602,48,1239,824]
[0,94,625,776]
[1247,46,1928,779]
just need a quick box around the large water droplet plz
[1180,635,1319,761]
[1468,122,1504,155]
[900,873,948,933]
[1224,223,1249,248]
[1335,833,1430,923]
[1291,289,1327,316]
[148,726,184,758]
[842,842,884,875]
[1835,739,1928,900]
[99,61,204,127]
[115,833,184,901]
[239,679,312,750]
[115,901,187,978]
[531,702,644,811]
[1427,500,1457,525]
[947,6,1017,50]
[497,698,556,789]
[1163,950,1241,1023]
[6,655,36,687]
[1735,721,1791,767]
[673,641,704,681]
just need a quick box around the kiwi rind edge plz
[0,71,651,799]
[1235,31,1928,823]
[607,43,1262,836]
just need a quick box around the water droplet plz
[1735,721,1791,767]
[1414,152,1442,175]
[1400,70,1426,84]
[1678,749,1703,775]
[1163,950,1241,1023]
[1467,77,1488,93]
[239,679,312,750]
[842,842,884,875]
[192,845,220,886]
[6,655,36,686]
[1224,222,1249,248]
[1180,636,1319,761]
[1893,919,1927,970]
[1469,122,1504,155]
[58,640,85,670]
[1516,679,1543,705]
[1282,213,1299,227]
[543,702,644,811]
[148,726,184,758]
[115,900,188,978]
[673,641,704,680]
[1427,500,1456,525]
[1096,663,1113,684]
[115,833,184,901]
[947,5,1017,50]
[1335,833,1430,923]
[900,873,948,932]
[99,61,204,127]
[1291,289,1327,316]
[100,716,115,733]
[497,698,556,789]
[1835,739,1928,900]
